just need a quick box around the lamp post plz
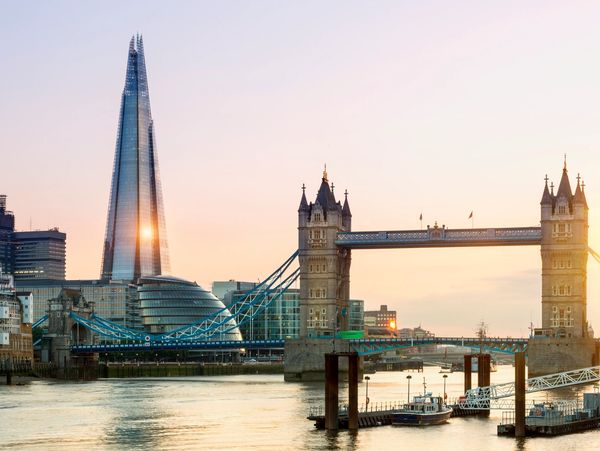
[365,376,370,410]
[443,374,448,404]
[406,375,412,403]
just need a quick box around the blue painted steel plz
[67,251,300,344]
[70,335,528,354]
[348,337,529,356]
[32,315,48,329]
[71,339,285,353]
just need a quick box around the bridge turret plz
[342,190,352,229]
[539,160,588,339]
[540,176,553,220]
[298,168,351,339]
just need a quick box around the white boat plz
[391,392,452,426]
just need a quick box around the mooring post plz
[348,353,359,430]
[6,359,12,386]
[478,353,491,388]
[478,353,491,414]
[325,353,339,431]
[463,354,472,392]
[515,352,526,437]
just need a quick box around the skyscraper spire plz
[101,36,170,281]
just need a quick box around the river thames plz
[1,365,598,450]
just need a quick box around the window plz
[322,264,326,272]
[558,205,566,215]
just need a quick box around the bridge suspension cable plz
[68,250,300,343]
[588,246,600,264]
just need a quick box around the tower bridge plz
[37,160,599,381]
[285,161,599,380]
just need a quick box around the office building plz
[139,275,241,339]
[0,195,14,275]
[101,35,170,282]
[12,230,66,281]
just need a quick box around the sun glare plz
[141,226,153,240]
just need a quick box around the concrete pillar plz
[463,354,472,392]
[325,353,339,430]
[515,352,526,437]
[348,353,359,430]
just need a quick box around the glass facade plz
[138,275,241,340]
[348,299,364,331]
[12,230,66,281]
[0,195,15,275]
[102,35,170,282]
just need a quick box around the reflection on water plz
[0,366,598,450]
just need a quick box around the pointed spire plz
[342,189,352,217]
[323,164,328,183]
[556,160,573,199]
[541,174,553,205]
[129,35,135,52]
[298,183,309,212]
[574,173,588,208]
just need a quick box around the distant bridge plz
[71,336,528,355]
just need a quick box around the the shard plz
[101,35,170,281]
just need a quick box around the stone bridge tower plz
[298,168,352,338]
[285,169,352,381]
[529,160,598,375]
[45,288,97,372]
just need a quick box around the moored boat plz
[391,392,452,426]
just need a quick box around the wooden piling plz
[478,354,491,388]
[515,352,526,437]
[463,354,472,392]
[348,353,359,430]
[325,353,339,431]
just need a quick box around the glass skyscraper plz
[101,35,170,282]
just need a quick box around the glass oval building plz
[138,275,242,341]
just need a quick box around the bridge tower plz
[285,169,353,381]
[43,288,98,376]
[529,160,598,375]
[298,168,352,338]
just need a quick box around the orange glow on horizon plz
[389,320,396,330]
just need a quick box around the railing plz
[459,365,600,409]
[308,400,404,417]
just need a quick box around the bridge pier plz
[324,352,359,431]
[463,354,472,392]
[325,354,339,430]
[284,338,358,381]
[515,352,526,438]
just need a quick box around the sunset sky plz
[2,1,600,336]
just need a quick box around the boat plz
[526,402,565,426]
[391,392,452,426]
